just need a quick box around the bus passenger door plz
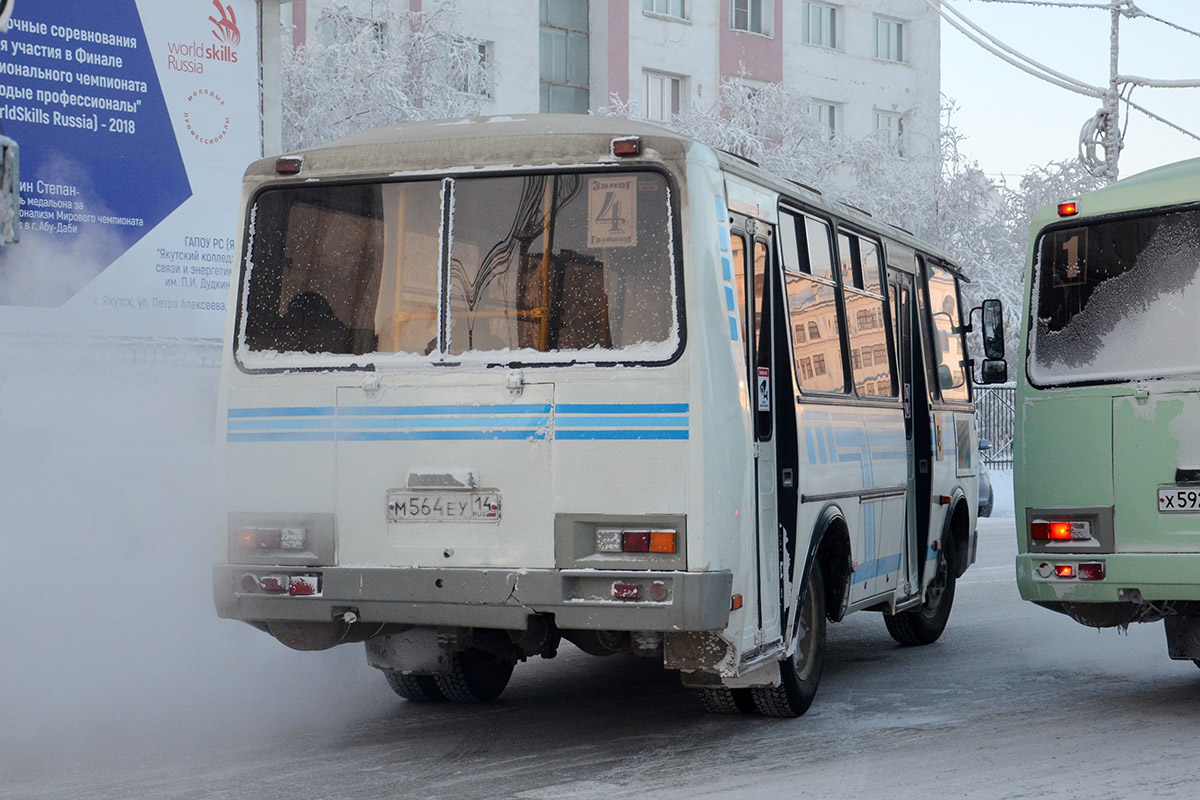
[731,221,784,644]
[890,272,932,595]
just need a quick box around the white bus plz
[213,115,1006,716]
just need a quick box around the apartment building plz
[264,0,939,159]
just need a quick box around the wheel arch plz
[810,503,852,624]
[942,489,972,578]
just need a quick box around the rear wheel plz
[885,535,957,646]
[697,687,757,714]
[384,672,445,702]
[751,562,827,718]
[434,648,516,703]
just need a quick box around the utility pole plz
[1103,0,1123,181]
[1081,0,1124,182]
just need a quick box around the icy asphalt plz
[1,364,1197,798]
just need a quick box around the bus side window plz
[732,232,750,367]
[843,234,896,398]
[926,262,970,402]
[786,215,847,394]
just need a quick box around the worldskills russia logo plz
[209,0,240,47]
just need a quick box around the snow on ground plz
[0,357,391,775]
[990,465,1015,518]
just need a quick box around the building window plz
[808,101,837,140]
[874,110,906,156]
[643,0,685,18]
[731,0,764,34]
[801,2,836,48]
[540,0,590,114]
[874,16,904,62]
[644,71,683,121]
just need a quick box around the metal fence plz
[974,385,1015,468]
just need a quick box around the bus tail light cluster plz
[234,526,308,551]
[612,580,670,602]
[1031,519,1093,542]
[596,528,677,554]
[1037,561,1105,581]
[239,572,322,596]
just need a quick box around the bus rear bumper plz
[1017,552,1200,604]
[214,564,734,633]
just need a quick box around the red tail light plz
[613,582,640,600]
[1077,562,1105,581]
[1054,564,1075,578]
[1058,201,1078,217]
[1031,519,1092,541]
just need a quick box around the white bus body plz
[214,115,995,716]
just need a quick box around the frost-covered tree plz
[609,79,1103,365]
[280,3,492,150]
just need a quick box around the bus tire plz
[697,687,756,714]
[885,534,957,646]
[385,671,445,702]
[434,648,516,703]
[751,562,827,718]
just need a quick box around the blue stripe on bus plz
[557,416,687,428]
[729,316,739,341]
[339,404,552,416]
[721,255,732,281]
[719,224,731,252]
[715,195,727,222]
[724,285,736,312]
[557,429,688,441]
[340,429,547,442]
[856,553,904,581]
[558,403,688,414]
[342,416,548,429]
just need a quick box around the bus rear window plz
[1029,207,1200,385]
[238,171,679,368]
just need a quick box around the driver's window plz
[927,264,969,402]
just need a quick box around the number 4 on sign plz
[757,367,770,411]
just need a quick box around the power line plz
[936,0,1200,172]
[1123,2,1200,40]
[928,0,1104,98]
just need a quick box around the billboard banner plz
[0,0,258,338]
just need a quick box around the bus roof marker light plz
[1058,200,1078,217]
[611,136,641,157]
[275,156,303,174]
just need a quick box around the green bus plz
[1015,158,1200,661]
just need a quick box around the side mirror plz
[981,298,1004,360]
[979,359,1008,385]
[979,438,992,452]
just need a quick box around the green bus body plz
[1016,158,1200,647]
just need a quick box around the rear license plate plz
[387,490,501,523]
[1158,486,1200,513]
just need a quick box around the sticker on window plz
[588,176,638,248]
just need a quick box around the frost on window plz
[239,171,678,368]
[1029,208,1200,386]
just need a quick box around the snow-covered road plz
[5,509,1200,799]
[2,363,1197,799]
